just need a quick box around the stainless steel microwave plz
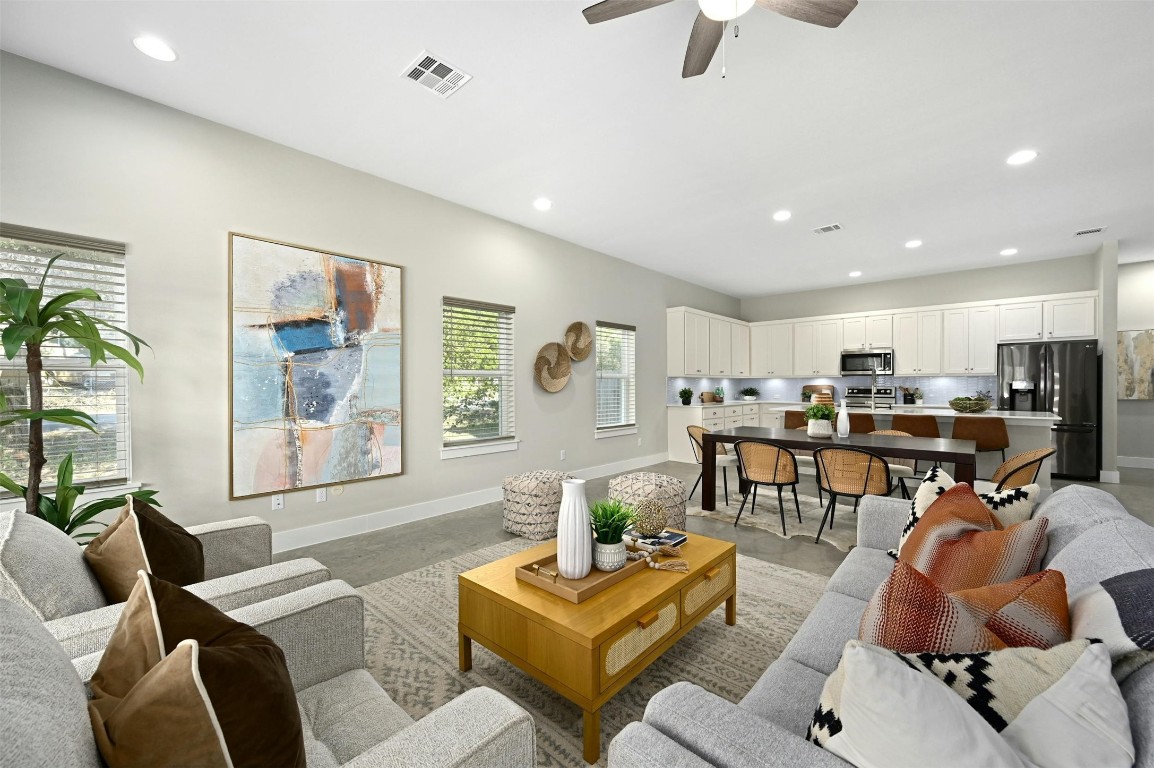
[840,348,894,376]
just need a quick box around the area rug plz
[686,490,868,552]
[358,539,827,767]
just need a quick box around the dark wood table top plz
[702,426,978,463]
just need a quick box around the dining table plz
[699,426,978,512]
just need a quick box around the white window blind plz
[442,297,516,446]
[0,224,132,489]
[596,322,636,430]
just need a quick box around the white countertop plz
[667,400,1058,422]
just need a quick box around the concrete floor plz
[278,462,1154,588]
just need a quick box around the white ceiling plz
[2,1,1153,297]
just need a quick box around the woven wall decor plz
[535,342,572,392]
[563,321,593,362]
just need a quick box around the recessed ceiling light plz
[848,271,862,278]
[132,35,177,62]
[1006,149,1037,166]
[905,240,922,249]
[1000,248,1019,256]
[772,210,792,222]
[533,197,552,212]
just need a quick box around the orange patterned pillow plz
[860,560,1070,653]
[898,483,1048,592]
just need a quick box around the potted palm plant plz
[804,403,836,438]
[678,387,694,406]
[0,253,151,538]
[589,499,635,572]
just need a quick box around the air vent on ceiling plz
[1073,226,1107,237]
[402,51,471,99]
[812,223,843,234]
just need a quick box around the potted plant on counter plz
[949,390,992,413]
[713,386,725,402]
[590,499,634,572]
[804,403,835,438]
[678,387,694,406]
[740,386,760,401]
[913,388,924,405]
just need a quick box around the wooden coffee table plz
[458,533,737,763]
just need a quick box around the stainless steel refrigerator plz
[997,341,1100,480]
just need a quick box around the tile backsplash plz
[666,375,997,405]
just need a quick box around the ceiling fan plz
[582,0,858,78]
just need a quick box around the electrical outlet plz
[773,394,781,400]
[316,488,327,503]
[560,450,566,461]
[271,494,284,511]
[332,485,344,496]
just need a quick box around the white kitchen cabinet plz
[768,324,794,377]
[968,306,997,374]
[942,306,995,375]
[793,322,816,376]
[709,318,733,376]
[815,319,843,375]
[942,308,970,375]
[731,322,750,376]
[843,315,893,351]
[759,407,784,429]
[895,311,942,374]
[742,415,759,427]
[842,317,866,351]
[998,301,1044,342]
[667,308,711,376]
[1044,297,1096,340]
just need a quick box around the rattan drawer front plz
[681,558,734,620]
[600,599,679,690]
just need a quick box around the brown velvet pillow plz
[88,571,305,768]
[84,497,204,602]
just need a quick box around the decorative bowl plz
[949,397,992,414]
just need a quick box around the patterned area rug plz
[359,539,827,766]
[686,490,865,552]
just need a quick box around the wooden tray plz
[515,552,647,604]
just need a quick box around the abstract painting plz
[230,233,402,498]
[1118,330,1154,400]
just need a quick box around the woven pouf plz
[608,472,687,532]
[501,470,574,540]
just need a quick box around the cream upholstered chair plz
[869,429,918,499]
[687,425,738,506]
[0,508,330,659]
[732,441,802,535]
[974,447,1057,493]
[812,447,891,544]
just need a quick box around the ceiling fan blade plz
[754,0,858,28]
[582,0,675,25]
[682,12,725,78]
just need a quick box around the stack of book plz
[624,529,687,548]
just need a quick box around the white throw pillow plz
[808,640,1134,768]
[1070,568,1154,681]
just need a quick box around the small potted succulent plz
[713,386,725,402]
[740,386,760,401]
[804,403,836,438]
[678,387,694,406]
[913,388,924,405]
[589,499,635,572]
[801,390,814,403]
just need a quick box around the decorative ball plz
[633,499,667,537]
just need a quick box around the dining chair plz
[846,412,876,433]
[975,447,1057,493]
[783,410,806,429]
[952,416,1010,463]
[687,425,737,506]
[868,429,917,499]
[732,441,802,535]
[787,422,821,504]
[892,413,941,472]
[812,446,891,544]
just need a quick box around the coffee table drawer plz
[681,557,735,621]
[599,598,679,691]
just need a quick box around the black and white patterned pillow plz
[1070,568,1154,681]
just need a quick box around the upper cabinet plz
[843,314,894,350]
[998,301,1043,342]
[667,308,710,375]
[794,319,842,376]
[730,323,750,377]
[894,311,942,375]
[943,306,997,375]
[1044,297,1096,340]
[751,323,794,377]
[708,317,732,376]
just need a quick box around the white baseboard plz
[1098,470,1121,484]
[271,451,669,553]
[1118,456,1154,469]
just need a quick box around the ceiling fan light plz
[698,0,755,22]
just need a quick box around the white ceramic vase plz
[836,400,851,438]
[807,418,833,438]
[593,540,627,572]
[556,479,592,580]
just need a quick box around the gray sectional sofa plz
[609,485,1154,768]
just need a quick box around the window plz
[0,224,132,489]
[595,322,636,431]
[442,297,516,447]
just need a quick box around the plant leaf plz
[39,288,102,321]
[0,408,99,431]
[56,453,74,491]
[0,472,26,498]
[1,324,40,359]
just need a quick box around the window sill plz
[595,427,638,440]
[441,440,520,460]
[0,481,142,505]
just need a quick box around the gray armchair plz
[0,508,330,657]
[3,580,536,768]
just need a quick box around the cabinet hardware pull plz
[637,611,659,629]
[705,566,721,580]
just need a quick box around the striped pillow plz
[861,560,1070,653]
[898,467,1039,554]
[899,483,1048,592]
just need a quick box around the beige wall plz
[1118,260,1154,462]
[740,253,1098,321]
[1095,243,1120,476]
[0,53,739,536]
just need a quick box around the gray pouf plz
[502,470,574,540]
[608,472,687,532]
